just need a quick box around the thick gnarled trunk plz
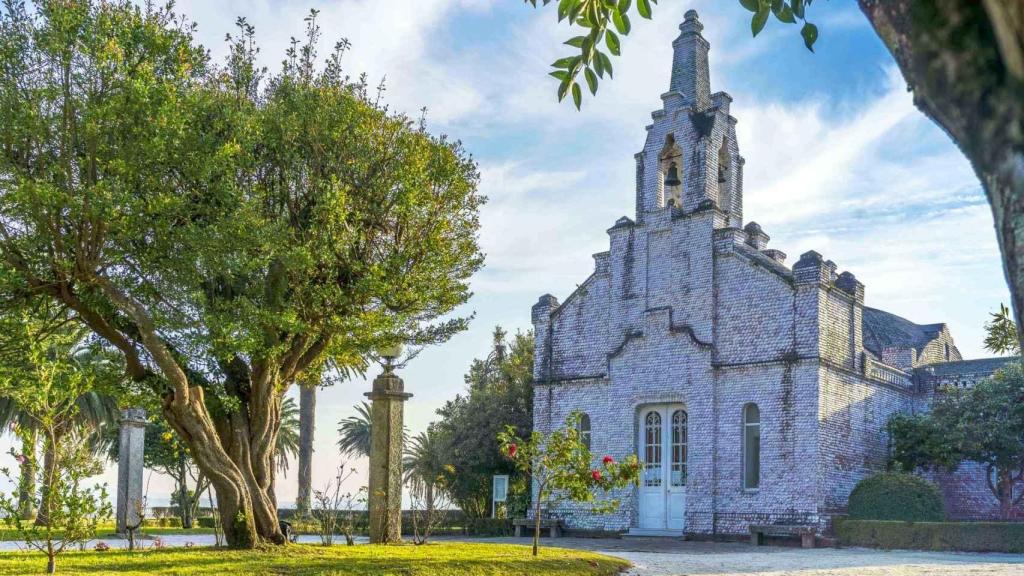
[161,384,284,547]
[859,0,1024,342]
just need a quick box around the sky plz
[2,0,1011,508]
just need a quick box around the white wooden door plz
[638,405,687,532]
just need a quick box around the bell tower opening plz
[659,135,683,209]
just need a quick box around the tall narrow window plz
[671,409,687,487]
[578,413,591,450]
[743,403,760,490]
[643,411,663,487]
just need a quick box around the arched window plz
[742,403,760,490]
[578,413,591,450]
[717,138,731,213]
[671,409,687,487]
[643,411,663,487]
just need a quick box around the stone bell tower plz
[634,10,744,228]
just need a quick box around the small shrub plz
[836,519,1024,553]
[197,517,217,529]
[848,473,944,522]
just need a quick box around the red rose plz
[507,443,517,458]
[591,470,602,481]
[602,455,614,465]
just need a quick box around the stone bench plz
[513,517,565,538]
[749,524,816,548]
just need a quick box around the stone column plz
[116,408,146,535]
[365,367,412,544]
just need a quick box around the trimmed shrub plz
[836,520,1024,553]
[848,473,944,522]
[197,517,217,529]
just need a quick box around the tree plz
[337,402,374,459]
[498,412,640,556]
[985,303,1020,356]
[296,381,316,517]
[275,397,300,478]
[431,328,534,517]
[0,321,115,574]
[403,429,448,514]
[528,0,1024,348]
[0,1,483,548]
[889,362,1024,518]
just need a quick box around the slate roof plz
[917,357,1016,377]
[862,306,945,358]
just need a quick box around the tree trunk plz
[296,383,316,517]
[160,383,284,548]
[858,1,1024,343]
[34,439,55,527]
[17,429,37,521]
[177,452,193,529]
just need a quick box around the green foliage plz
[0,1,484,545]
[337,402,374,459]
[836,519,1024,553]
[0,543,631,576]
[984,303,1020,355]
[498,412,640,556]
[887,361,1024,517]
[276,397,301,476]
[526,0,821,108]
[847,473,945,522]
[431,328,535,518]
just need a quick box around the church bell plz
[664,164,681,188]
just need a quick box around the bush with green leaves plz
[847,472,945,522]
[498,412,640,556]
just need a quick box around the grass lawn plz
[0,542,630,575]
[0,526,216,541]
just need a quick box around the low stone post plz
[116,408,146,535]
[365,363,412,544]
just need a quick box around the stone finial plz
[793,250,831,286]
[531,294,559,324]
[680,10,703,34]
[763,249,787,264]
[836,271,865,302]
[743,221,770,250]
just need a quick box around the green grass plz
[0,526,216,541]
[0,542,630,575]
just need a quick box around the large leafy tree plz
[0,1,483,548]
[431,328,534,517]
[528,0,1024,347]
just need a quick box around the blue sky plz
[6,0,1011,506]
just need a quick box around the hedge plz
[848,473,945,522]
[836,519,1024,553]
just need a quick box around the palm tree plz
[275,397,301,476]
[337,401,409,459]
[403,429,448,513]
[296,382,316,516]
[336,402,373,458]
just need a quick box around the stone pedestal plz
[116,408,146,534]
[365,369,412,544]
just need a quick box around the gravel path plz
[445,536,1024,576]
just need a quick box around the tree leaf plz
[571,82,582,109]
[773,2,796,23]
[598,51,613,78]
[751,3,770,37]
[739,0,759,12]
[605,30,620,56]
[552,57,576,69]
[617,0,631,14]
[584,67,598,95]
[612,10,631,35]
[801,22,818,51]
[549,70,569,81]
[565,36,586,48]
[594,52,605,77]
[637,0,651,19]
[557,77,572,102]
[792,0,805,19]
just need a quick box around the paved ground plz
[445,536,1024,576]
